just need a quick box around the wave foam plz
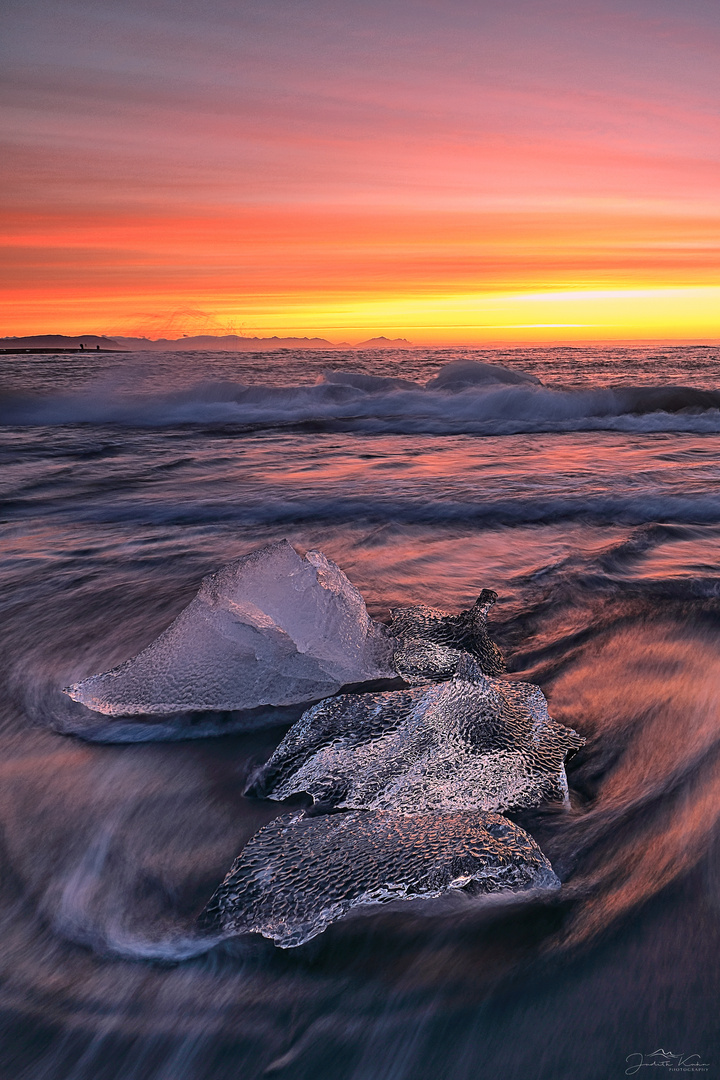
[3,360,720,435]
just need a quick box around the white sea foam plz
[3,359,720,436]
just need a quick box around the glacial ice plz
[64,541,395,716]
[389,590,506,681]
[200,809,560,947]
[249,660,584,814]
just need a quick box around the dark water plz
[1,346,720,1079]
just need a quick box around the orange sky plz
[2,0,719,343]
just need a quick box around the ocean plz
[1,345,719,1079]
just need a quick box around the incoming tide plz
[1,345,719,1079]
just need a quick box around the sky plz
[1,0,719,343]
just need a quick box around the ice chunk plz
[389,590,505,681]
[200,809,560,947]
[250,661,584,814]
[64,541,395,716]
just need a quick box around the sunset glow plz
[2,0,719,342]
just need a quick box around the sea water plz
[0,346,719,1079]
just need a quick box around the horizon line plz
[2,332,720,350]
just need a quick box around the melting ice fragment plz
[250,660,584,814]
[200,810,560,947]
[64,541,395,716]
[389,589,505,681]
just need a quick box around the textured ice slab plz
[389,590,505,681]
[201,810,560,947]
[64,541,395,716]
[250,662,584,813]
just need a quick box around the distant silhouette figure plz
[80,343,84,350]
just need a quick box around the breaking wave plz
[3,360,720,435]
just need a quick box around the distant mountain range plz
[0,334,416,352]
[352,337,415,349]
[0,335,124,352]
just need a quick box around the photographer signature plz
[626,1049,709,1075]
